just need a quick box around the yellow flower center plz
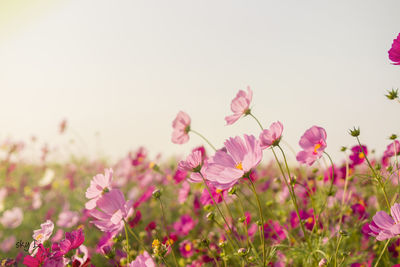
[235,162,243,170]
[306,217,313,224]
[152,239,160,248]
[396,245,400,252]
[35,234,43,241]
[149,162,155,169]
[215,189,222,194]
[358,152,364,159]
[185,243,192,251]
[313,143,321,154]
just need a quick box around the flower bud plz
[386,88,399,100]
[349,127,360,137]
[152,189,161,199]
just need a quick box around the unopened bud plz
[152,189,161,199]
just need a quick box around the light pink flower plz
[225,87,253,125]
[0,235,15,252]
[85,169,113,210]
[178,181,190,204]
[29,220,54,254]
[178,150,204,183]
[172,111,191,144]
[129,251,156,267]
[57,210,79,228]
[0,207,23,228]
[90,189,133,233]
[259,121,283,149]
[369,203,400,241]
[296,126,327,165]
[384,140,400,159]
[204,135,262,189]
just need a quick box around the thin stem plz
[248,112,264,130]
[248,178,266,267]
[356,137,391,210]
[317,151,335,224]
[334,234,343,267]
[190,129,217,151]
[124,220,152,256]
[124,222,130,263]
[374,239,390,267]
[200,173,240,248]
[158,198,179,267]
[271,147,310,247]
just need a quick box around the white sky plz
[0,0,399,163]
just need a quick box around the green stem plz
[356,137,391,210]
[200,173,240,249]
[124,220,152,256]
[271,147,310,247]
[158,198,179,267]
[334,234,343,267]
[124,222,130,263]
[317,151,335,226]
[248,112,264,130]
[374,239,390,267]
[248,178,266,267]
[190,129,217,151]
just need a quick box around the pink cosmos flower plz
[178,181,190,204]
[203,134,262,189]
[199,184,226,206]
[0,207,23,228]
[264,220,286,243]
[129,251,156,267]
[90,189,133,233]
[57,210,79,228]
[131,147,147,166]
[383,140,400,166]
[178,150,204,183]
[389,33,400,65]
[172,111,191,144]
[23,244,50,267]
[173,214,197,237]
[0,235,15,252]
[296,126,327,165]
[52,228,85,260]
[179,240,194,258]
[85,169,113,210]
[349,145,367,167]
[29,220,54,254]
[259,121,283,149]
[225,87,253,125]
[369,203,400,241]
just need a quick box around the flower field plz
[0,34,399,267]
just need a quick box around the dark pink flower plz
[131,147,147,166]
[225,87,253,125]
[296,126,327,165]
[264,220,286,243]
[199,184,226,206]
[349,145,367,167]
[203,135,262,189]
[173,215,197,237]
[389,33,400,65]
[172,111,191,144]
[179,240,194,258]
[23,244,50,267]
[383,140,400,159]
[259,121,283,149]
[51,228,85,257]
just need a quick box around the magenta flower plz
[85,169,113,210]
[199,184,226,206]
[172,111,191,144]
[259,121,283,149]
[90,189,133,233]
[296,126,327,165]
[23,244,50,267]
[52,228,85,257]
[173,214,197,237]
[384,140,400,158]
[225,87,253,125]
[203,134,262,189]
[264,220,286,243]
[349,145,367,167]
[369,203,400,241]
[178,150,204,183]
[389,33,400,65]
[179,240,194,258]
[129,251,156,267]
